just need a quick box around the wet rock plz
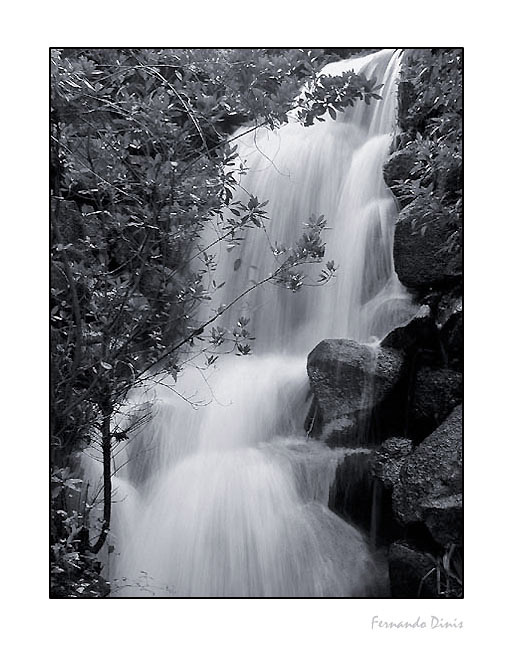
[330,449,404,546]
[318,414,359,446]
[307,339,404,416]
[437,290,463,371]
[388,541,438,597]
[441,314,463,372]
[422,494,462,546]
[392,405,462,546]
[370,437,413,490]
[329,451,374,531]
[381,304,437,351]
[307,339,404,444]
[411,366,462,433]
[393,195,462,289]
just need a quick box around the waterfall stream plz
[86,48,415,597]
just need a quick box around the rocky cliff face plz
[306,333,463,597]
[379,52,462,598]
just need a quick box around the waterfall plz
[85,48,414,597]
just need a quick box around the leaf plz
[328,106,337,120]
[233,258,241,271]
[100,361,113,370]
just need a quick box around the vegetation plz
[418,544,463,598]
[50,47,382,597]
[392,48,462,254]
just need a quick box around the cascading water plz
[85,48,415,597]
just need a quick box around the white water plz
[85,49,414,597]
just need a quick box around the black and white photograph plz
[49,46,463,600]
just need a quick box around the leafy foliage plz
[297,73,383,125]
[51,469,110,597]
[50,48,380,596]
[391,49,462,252]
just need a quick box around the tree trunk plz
[91,397,112,554]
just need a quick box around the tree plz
[50,47,381,596]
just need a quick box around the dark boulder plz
[381,304,437,351]
[329,451,374,531]
[437,289,463,371]
[388,541,438,597]
[307,339,404,445]
[307,339,404,416]
[330,449,405,546]
[422,494,463,546]
[392,405,462,545]
[393,195,462,289]
[441,313,463,372]
[410,366,462,435]
[370,437,412,490]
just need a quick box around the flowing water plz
[85,49,415,597]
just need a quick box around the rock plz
[388,541,438,597]
[383,148,417,198]
[370,437,413,490]
[441,313,463,372]
[397,81,417,129]
[307,339,404,416]
[437,289,463,371]
[393,195,462,289]
[411,366,462,433]
[437,289,462,329]
[381,304,437,351]
[422,494,462,546]
[330,449,405,546]
[329,451,374,531]
[392,405,462,545]
[318,415,358,446]
[307,339,404,444]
